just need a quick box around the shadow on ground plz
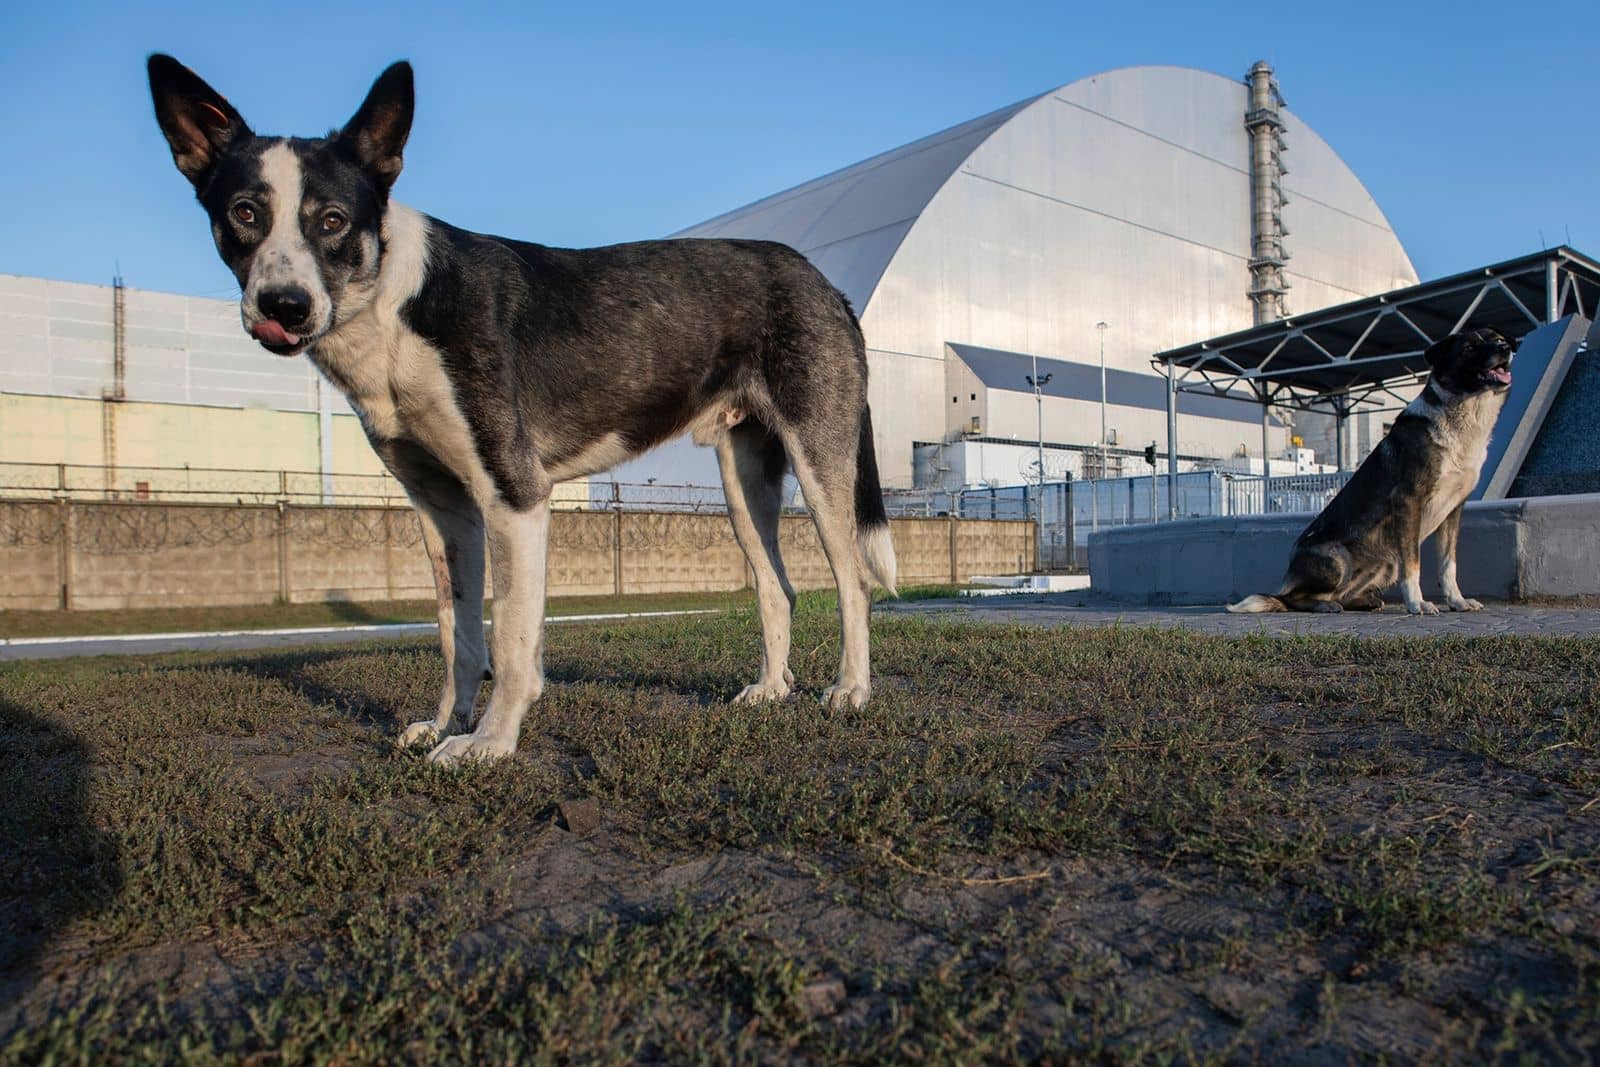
[0,699,121,1012]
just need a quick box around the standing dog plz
[149,56,897,765]
[1229,328,1514,616]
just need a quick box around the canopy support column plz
[1165,359,1179,519]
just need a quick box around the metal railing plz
[0,462,689,511]
[0,461,413,506]
[1222,471,1353,516]
[891,469,1354,572]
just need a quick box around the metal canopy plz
[1154,246,1600,413]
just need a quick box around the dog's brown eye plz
[232,203,256,225]
[321,210,347,234]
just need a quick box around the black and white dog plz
[1229,328,1514,615]
[149,56,897,765]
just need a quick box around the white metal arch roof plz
[674,65,1416,316]
[672,95,1042,308]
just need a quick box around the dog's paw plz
[1406,600,1440,616]
[398,720,442,749]
[1448,598,1483,612]
[426,732,514,767]
[1311,600,1344,614]
[733,681,791,704]
[821,683,871,710]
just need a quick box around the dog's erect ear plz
[1422,335,1458,369]
[148,54,251,187]
[337,62,414,191]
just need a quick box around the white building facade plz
[669,64,1417,490]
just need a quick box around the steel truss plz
[1150,247,1600,517]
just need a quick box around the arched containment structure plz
[646,64,1418,491]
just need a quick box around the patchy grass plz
[2,596,1597,1062]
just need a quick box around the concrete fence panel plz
[1,498,1034,612]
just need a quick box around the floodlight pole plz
[1261,395,1271,484]
[1096,321,1109,532]
[1334,399,1347,472]
[1025,365,1053,513]
[1097,321,1110,477]
[1166,358,1178,520]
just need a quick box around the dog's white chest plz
[321,326,491,499]
[1419,393,1502,536]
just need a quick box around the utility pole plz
[1094,321,1109,531]
[1025,364,1053,520]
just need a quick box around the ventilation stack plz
[101,273,127,497]
[1245,61,1290,325]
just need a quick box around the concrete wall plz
[0,500,1033,612]
[1089,494,1600,604]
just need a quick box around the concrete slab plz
[1089,493,1600,605]
[882,591,1600,638]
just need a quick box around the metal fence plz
[0,462,707,512]
[1222,471,1352,516]
[0,461,414,507]
[886,470,1354,571]
[0,461,1351,574]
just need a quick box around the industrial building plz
[3,62,1417,500]
[641,61,1418,490]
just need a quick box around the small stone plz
[1546,911,1578,937]
[799,977,847,1018]
[557,797,602,835]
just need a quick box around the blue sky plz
[1,0,1594,299]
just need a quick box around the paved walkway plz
[0,609,718,662]
[883,593,1600,638]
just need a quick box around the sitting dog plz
[148,56,898,765]
[1229,328,1514,615]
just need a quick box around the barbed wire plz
[0,502,62,548]
[0,496,954,555]
[72,504,273,554]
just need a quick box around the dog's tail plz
[855,405,898,596]
[1227,593,1287,614]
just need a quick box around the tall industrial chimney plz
[1245,61,1290,324]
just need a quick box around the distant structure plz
[0,273,582,505]
[631,62,1417,491]
[2,62,1415,499]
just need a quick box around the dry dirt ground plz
[2,595,1597,1063]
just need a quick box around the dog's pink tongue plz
[1488,367,1512,385]
[251,321,299,347]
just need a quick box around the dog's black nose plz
[258,287,312,329]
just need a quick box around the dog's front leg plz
[1434,503,1482,612]
[399,501,488,748]
[427,497,551,766]
[1399,519,1438,615]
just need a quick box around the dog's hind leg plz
[428,497,551,766]
[399,498,489,748]
[1434,503,1481,611]
[781,419,873,710]
[1341,590,1385,611]
[1276,545,1350,613]
[716,422,798,703]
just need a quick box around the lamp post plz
[1094,321,1109,531]
[1025,366,1052,505]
